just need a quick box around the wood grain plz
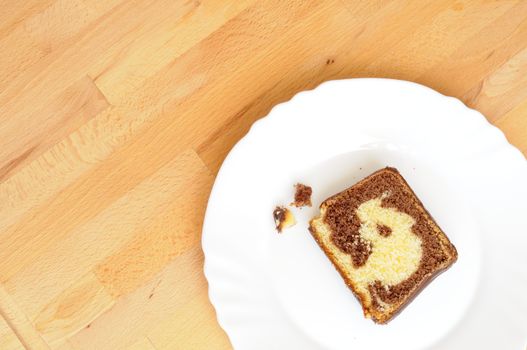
[0,314,27,350]
[0,1,526,348]
[0,285,49,349]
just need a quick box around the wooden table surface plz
[0,1,526,349]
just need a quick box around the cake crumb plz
[273,206,296,233]
[291,183,312,207]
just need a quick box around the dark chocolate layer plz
[273,206,286,232]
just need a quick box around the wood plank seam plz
[0,283,51,350]
[0,75,111,184]
[146,336,157,349]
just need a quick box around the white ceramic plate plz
[202,79,527,350]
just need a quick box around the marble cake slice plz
[309,167,457,323]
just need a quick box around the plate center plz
[269,149,481,350]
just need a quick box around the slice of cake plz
[309,167,457,323]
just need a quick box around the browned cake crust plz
[309,167,457,323]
